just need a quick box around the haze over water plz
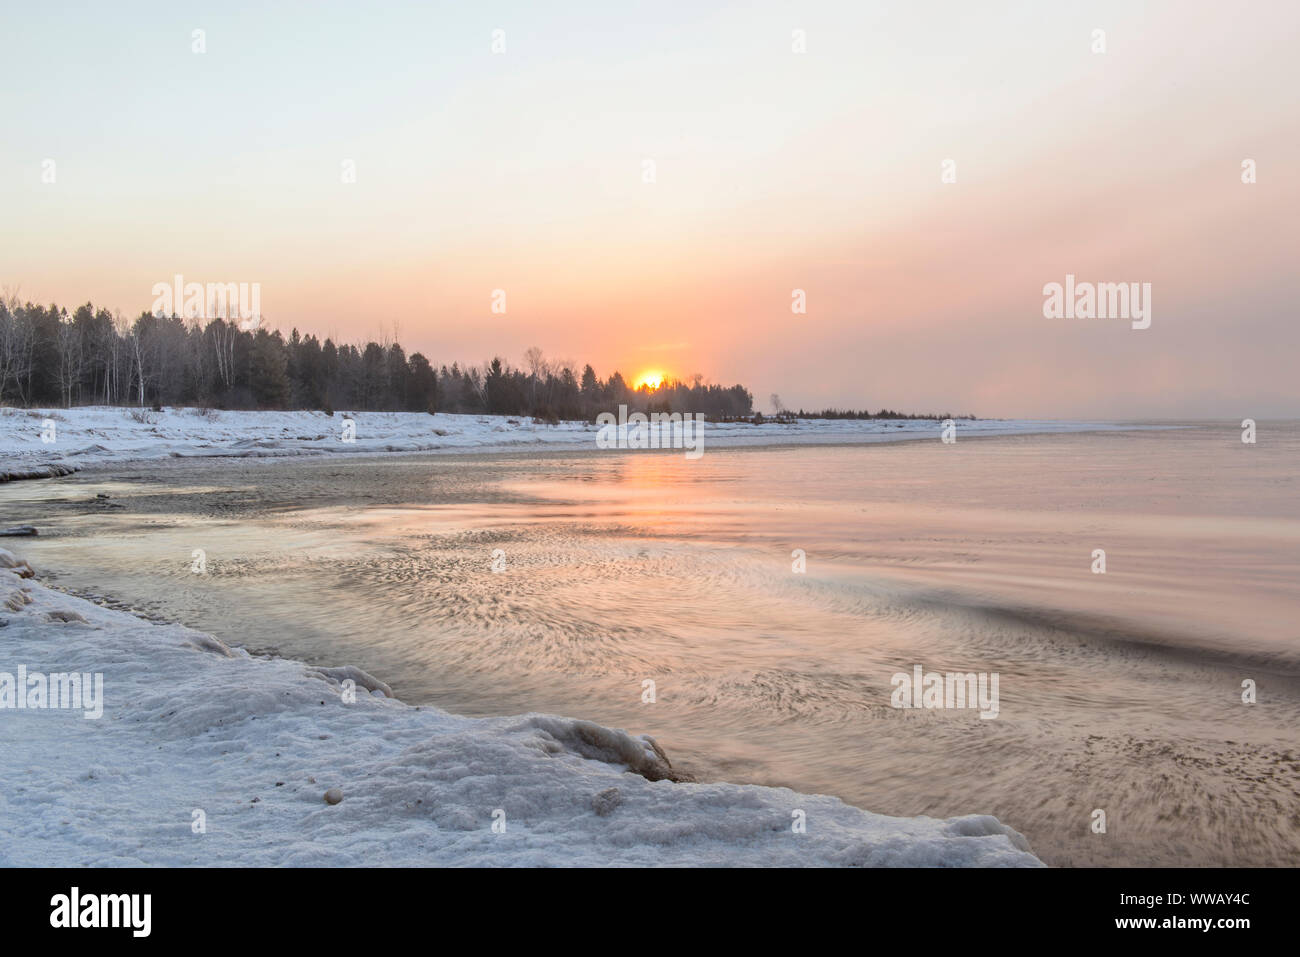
[5,424,1298,866]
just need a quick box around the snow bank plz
[0,547,1042,866]
[0,405,1143,476]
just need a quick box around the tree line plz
[0,296,754,421]
[784,407,976,420]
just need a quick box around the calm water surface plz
[3,424,1298,866]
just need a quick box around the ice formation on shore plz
[0,546,1042,867]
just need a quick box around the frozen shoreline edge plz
[1,406,1176,482]
[0,545,1044,867]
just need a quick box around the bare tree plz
[0,288,34,404]
[211,318,237,392]
[523,346,546,405]
[125,315,163,406]
[55,316,84,407]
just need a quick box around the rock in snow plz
[0,549,36,578]
[591,787,623,817]
[0,549,1042,866]
[307,665,394,700]
[43,610,90,624]
[0,464,80,483]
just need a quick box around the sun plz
[634,370,666,391]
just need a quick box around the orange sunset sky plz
[3,0,1297,417]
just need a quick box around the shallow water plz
[3,424,1298,866]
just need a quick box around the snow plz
[0,405,1148,476]
[0,548,1043,866]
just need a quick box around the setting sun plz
[634,370,666,391]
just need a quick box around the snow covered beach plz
[0,407,1177,866]
[0,546,1042,866]
[0,405,1144,479]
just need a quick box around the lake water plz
[4,423,1298,866]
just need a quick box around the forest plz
[0,296,755,422]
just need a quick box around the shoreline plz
[0,543,1042,866]
[7,424,1296,867]
[1,405,1173,481]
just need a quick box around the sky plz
[2,0,1297,418]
